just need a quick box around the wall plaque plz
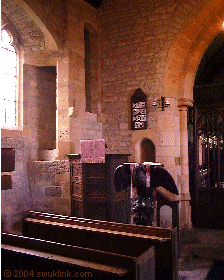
[1,148,15,172]
[131,88,147,130]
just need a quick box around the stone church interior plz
[1,0,224,279]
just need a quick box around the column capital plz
[180,192,191,201]
[177,98,193,108]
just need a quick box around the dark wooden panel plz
[71,154,130,223]
[1,175,12,190]
[196,189,224,229]
[1,148,15,172]
[83,163,106,178]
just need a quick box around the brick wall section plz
[99,0,201,156]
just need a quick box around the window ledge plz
[1,126,23,138]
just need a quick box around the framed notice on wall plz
[131,88,147,130]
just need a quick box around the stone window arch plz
[1,16,20,127]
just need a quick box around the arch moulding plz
[163,0,224,103]
[163,0,224,230]
[15,0,59,50]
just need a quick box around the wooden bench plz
[2,232,155,280]
[24,210,174,238]
[23,211,178,279]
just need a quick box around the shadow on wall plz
[140,138,155,163]
[1,214,23,234]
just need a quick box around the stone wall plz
[1,0,102,233]
[70,112,102,153]
[2,0,221,232]
[1,0,45,51]
[36,66,56,151]
[28,160,70,215]
[99,0,199,176]
[1,137,32,233]
[23,65,57,159]
[98,0,204,228]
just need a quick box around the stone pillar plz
[178,98,193,230]
[57,57,70,158]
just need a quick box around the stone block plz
[61,183,71,198]
[72,164,82,176]
[55,160,70,174]
[45,186,62,197]
[73,183,82,196]
[55,198,71,216]
[159,131,167,146]
[32,186,45,198]
[156,146,175,157]
[119,122,128,130]
[32,199,55,214]
[55,172,70,183]
[166,131,176,146]
[57,142,71,158]
[72,176,82,184]
[157,115,175,130]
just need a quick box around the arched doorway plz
[188,32,224,229]
[140,138,155,163]
[163,0,224,229]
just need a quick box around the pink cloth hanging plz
[80,139,105,163]
[130,163,136,199]
[145,162,157,208]
[145,163,151,188]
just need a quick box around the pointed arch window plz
[1,28,18,127]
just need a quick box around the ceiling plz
[194,32,224,105]
[194,32,224,86]
[1,0,45,51]
[84,0,104,8]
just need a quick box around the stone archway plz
[164,0,224,101]
[163,0,224,229]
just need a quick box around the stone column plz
[177,98,193,230]
[57,57,70,159]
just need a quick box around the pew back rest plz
[2,232,155,280]
[23,216,176,279]
[24,210,178,279]
[24,210,173,238]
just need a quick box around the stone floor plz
[178,257,214,280]
[178,228,224,280]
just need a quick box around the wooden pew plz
[23,211,178,280]
[2,232,155,280]
[24,210,175,238]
